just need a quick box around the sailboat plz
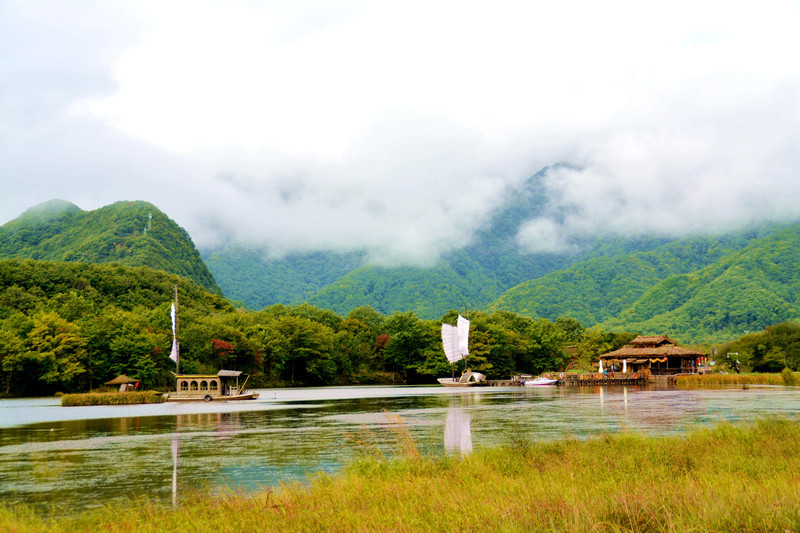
[437,315,487,386]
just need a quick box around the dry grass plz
[675,370,799,386]
[60,391,166,406]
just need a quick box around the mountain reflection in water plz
[1,384,799,513]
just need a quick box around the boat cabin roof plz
[175,370,243,380]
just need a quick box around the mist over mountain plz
[2,193,799,345]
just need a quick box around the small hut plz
[105,374,139,392]
[599,335,705,376]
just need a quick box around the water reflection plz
[444,395,472,455]
[1,384,799,514]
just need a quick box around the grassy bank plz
[3,417,800,532]
[676,369,799,386]
[60,390,166,406]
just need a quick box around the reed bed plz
[3,416,800,532]
[60,390,166,406]
[676,369,798,386]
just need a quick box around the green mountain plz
[202,245,366,309]
[307,261,503,317]
[0,200,223,295]
[492,223,800,343]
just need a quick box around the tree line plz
[0,259,642,396]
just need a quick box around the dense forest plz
[0,259,642,396]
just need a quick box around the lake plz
[1,384,798,513]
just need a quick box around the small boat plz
[437,371,487,387]
[523,376,558,386]
[167,370,259,402]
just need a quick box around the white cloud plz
[2,0,800,263]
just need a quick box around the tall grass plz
[60,391,166,406]
[676,371,799,386]
[3,417,800,532]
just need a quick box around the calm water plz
[1,384,798,513]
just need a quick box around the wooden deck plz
[560,372,647,386]
[484,373,649,387]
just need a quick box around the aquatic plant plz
[675,372,797,385]
[60,391,165,406]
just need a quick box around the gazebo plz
[599,335,705,376]
[105,374,139,392]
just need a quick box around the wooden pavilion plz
[105,374,139,392]
[599,335,705,376]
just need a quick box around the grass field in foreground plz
[2,417,799,532]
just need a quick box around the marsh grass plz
[3,417,800,532]
[60,391,165,406]
[675,371,799,386]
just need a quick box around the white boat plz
[438,315,486,386]
[523,376,558,386]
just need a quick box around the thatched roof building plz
[105,374,137,385]
[600,335,705,375]
[105,374,139,391]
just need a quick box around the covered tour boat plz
[167,370,259,402]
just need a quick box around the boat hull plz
[437,378,484,387]
[166,392,259,402]
[523,378,557,386]
[437,371,487,387]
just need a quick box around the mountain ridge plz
[0,200,223,295]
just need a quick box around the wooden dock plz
[485,373,648,387]
[560,372,647,386]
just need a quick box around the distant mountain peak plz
[15,199,82,223]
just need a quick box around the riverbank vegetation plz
[2,417,799,532]
[675,368,800,386]
[60,390,165,406]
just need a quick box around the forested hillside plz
[0,259,631,396]
[0,200,223,295]
[493,223,800,343]
[600,225,800,342]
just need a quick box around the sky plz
[2,0,799,264]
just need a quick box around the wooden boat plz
[165,287,257,402]
[437,370,487,387]
[167,370,259,402]
[523,376,558,386]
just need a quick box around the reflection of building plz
[600,336,705,376]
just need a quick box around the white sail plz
[169,303,178,364]
[457,315,470,356]
[441,324,463,364]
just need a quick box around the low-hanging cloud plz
[2,0,799,265]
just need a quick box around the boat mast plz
[174,285,180,374]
